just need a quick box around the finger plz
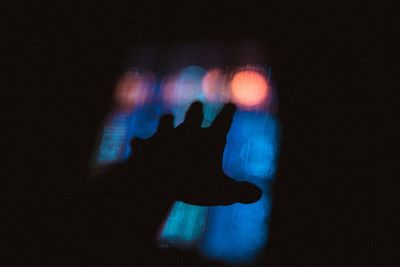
[210,103,236,136]
[183,101,203,128]
[157,113,174,132]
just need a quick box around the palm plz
[128,102,261,206]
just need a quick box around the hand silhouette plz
[126,101,262,206]
[85,101,262,265]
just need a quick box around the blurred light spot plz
[160,74,179,106]
[162,66,206,106]
[114,70,156,110]
[231,70,270,108]
[202,68,230,103]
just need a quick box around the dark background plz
[3,1,397,266]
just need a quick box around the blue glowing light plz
[223,111,279,180]
[201,183,271,264]
[124,105,160,159]
[200,111,278,264]
[95,112,131,165]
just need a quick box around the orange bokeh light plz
[114,71,155,110]
[231,70,270,108]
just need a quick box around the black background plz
[3,1,397,266]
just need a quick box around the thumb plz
[232,181,262,204]
[178,175,262,206]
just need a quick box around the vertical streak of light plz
[159,202,208,246]
[200,111,278,264]
[92,112,131,167]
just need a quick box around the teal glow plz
[159,202,208,246]
[95,112,130,165]
[202,102,223,128]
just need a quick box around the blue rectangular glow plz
[201,189,271,264]
[94,112,131,166]
[200,111,278,264]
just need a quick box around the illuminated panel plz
[94,112,131,166]
[159,202,208,246]
[123,105,161,159]
[201,110,278,264]
[223,111,278,179]
[202,183,271,264]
